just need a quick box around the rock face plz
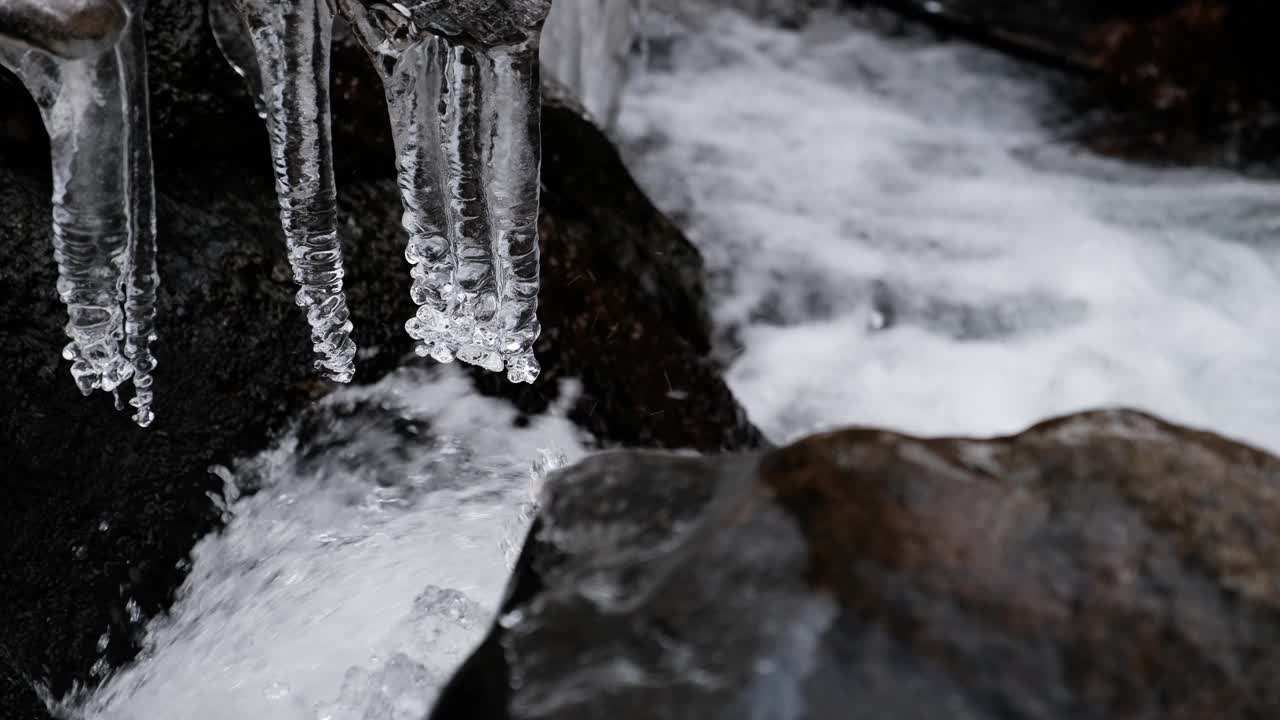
[433,409,1280,719]
[0,2,760,717]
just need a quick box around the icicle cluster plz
[0,0,558,428]
[213,0,552,384]
[0,0,160,427]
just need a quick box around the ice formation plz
[0,0,564,427]
[340,0,550,383]
[540,0,637,130]
[221,0,357,383]
[212,0,553,383]
[0,0,160,427]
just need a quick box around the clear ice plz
[1,0,559,425]
[340,0,550,383]
[0,0,160,427]
[220,0,357,383]
[540,0,637,130]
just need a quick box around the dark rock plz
[0,2,761,716]
[852,0,1280,170]
[434,409,1280,719]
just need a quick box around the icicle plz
[207,0,266,119]
[117,0,158,427]
[339,0,549,383]
[340,3,456,363]
[540,0,637,130]
[219,0,357,383]
[443,43,503,372]
[0,0,161,426]
[483,39,542,383]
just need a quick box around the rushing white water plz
[59,367,584,719]
[617,7,1280,453]
[54,4,1280,718]
[0,0,160,426]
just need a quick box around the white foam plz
[62,367,584,719]
[619,8,1280,449]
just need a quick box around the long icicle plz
[443,42,503,373]
[118,0,159,426]
[483,38,542,383]
[340,3,458,364]
[340,0,548,382]
[1,0,163,424]
[227,0,356,382]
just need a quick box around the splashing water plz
[56,367,584,719]
[617,6,1280,453]
[0,0,160,426]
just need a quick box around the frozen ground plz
[62,5,1280,719]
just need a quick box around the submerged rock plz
[434,409,1280,719]
[0,2,759,716]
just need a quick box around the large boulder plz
[433,409,1280,719]
[0,3,761,717]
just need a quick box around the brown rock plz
[765,409,1280,718]
[436,409,1280,719]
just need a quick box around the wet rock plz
[1081,0,1280,168]
[852,0,1280,169]
[0,2,760,716]
[434,409,1280,719]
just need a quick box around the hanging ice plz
[0,0,161,427]
[540,0,637,131]
[1,0,557,425]
[339,0,550,383]
[217,0,357,383]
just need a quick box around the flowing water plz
[619,7,1280,450]
[62,4,1280,718]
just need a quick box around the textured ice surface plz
[540,0,637,130]
[340,1,548,383]
[221,0,357,383]
[60,367,583,719]
[618,7,1280,453]
[0,0,160,426]
[0,0,127,58]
